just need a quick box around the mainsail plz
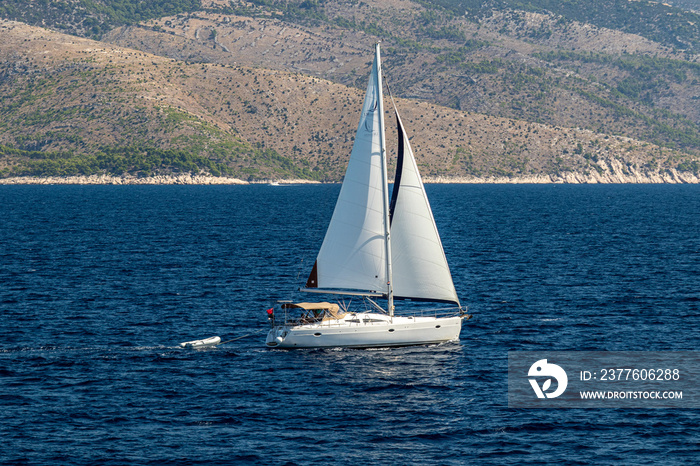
[305,47,388,294]
[305,43,459,306]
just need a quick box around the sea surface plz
[1,184,699,465]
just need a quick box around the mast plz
[376,42,394,318]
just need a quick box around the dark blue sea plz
[1,184,699,465]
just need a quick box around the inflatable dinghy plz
[179,336,221,349]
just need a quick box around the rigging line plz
[219,329,266,345]
[382,70,400,113]
[294,257,305,288]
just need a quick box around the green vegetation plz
[533,51,700,152]
[332,17,390,38]
[0,143,321,181]
[434,40,490,68]
[0,0,202,37]
[421,0,700,52]
[1,144,232,178]
[536,51,700,89]
[677,160,700,176]
[215,0,330,27]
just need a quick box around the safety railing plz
[271,305,466,328]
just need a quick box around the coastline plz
[1,169,699,185]
[0,174,320,185]
[424,169,700,184]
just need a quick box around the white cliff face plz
[424,172,700,184]
[425,161,700,184]
[424,153,700,184]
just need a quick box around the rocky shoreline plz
[1,169,699,185]
[425,170,700,184]
[0,174,320,185]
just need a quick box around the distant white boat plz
[268,181,280,186]
[266,43,469,349]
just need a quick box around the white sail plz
[305,44,459,305]
[305,47,388,294]
[389,107,460,305]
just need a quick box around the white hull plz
[266,313,463,349]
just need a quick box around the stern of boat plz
[266,326,288,347]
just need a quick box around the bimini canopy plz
[281,302,340,313]
[281,302,346,321]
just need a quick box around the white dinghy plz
[266,43,470,349]
[180,336,221,349]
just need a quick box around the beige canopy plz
[281,302,346,320]
[281,302,340,312]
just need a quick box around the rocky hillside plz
[665,1,700,13]
[1,1,700,182]
[104,1,700,154]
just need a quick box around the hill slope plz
[1,0,700,182]
[103,1,700,156]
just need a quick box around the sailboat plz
[266,43,470,349]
